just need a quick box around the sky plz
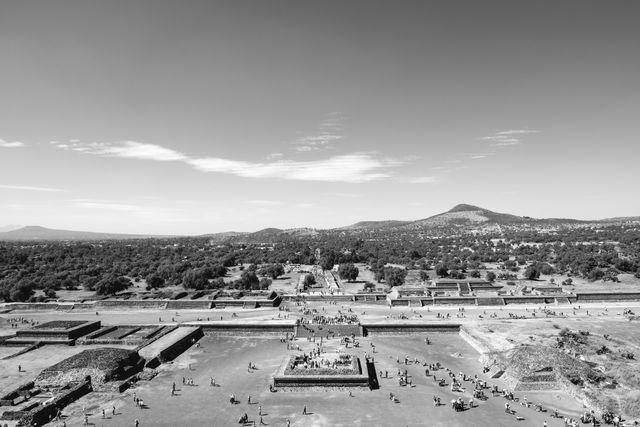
[1,0,639,235]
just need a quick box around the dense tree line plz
[0,224,639,301]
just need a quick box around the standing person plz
[112,405,116,416]
[302,405,307,415]
[135,420,139,427]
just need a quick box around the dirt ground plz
[3,301,640,426]
[44,334,585,427]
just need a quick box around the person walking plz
[302,405,307,415]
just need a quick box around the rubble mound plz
[501,345,604,391]
[36,348,143,389]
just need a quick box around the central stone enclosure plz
[273,353,370,388]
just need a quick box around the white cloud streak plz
[52,140,413,183]
[496,130,539,136]
[480,129,538,147]
[0,184,66,192]
[52,140,186,161]
[292,112,346,152]
[187,153,397,183]
[0,139,25,148]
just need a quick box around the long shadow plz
[366,359,379,390]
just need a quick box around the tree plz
[469,270,481,278]
[363,281,375,292]
[237,271,260,290]
[486,271,496,282]
[338,263,359,282]
[384,267,407,287]
[523,265,540,280]
[258,264,285,279]
[449,269,466,280]
[320,250,337,271]
[95,275,132,296]
[146,274,166,289]
[9,281,35,302]
[258,277,272,290]
[588,268,605,282]
[418,270,429,281]
[182,269,209,290]
[303,274,316,288]
[435,263,448,278]
[44,288,58,299]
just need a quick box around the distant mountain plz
[0,224,22,233]
[339,220,412,230]
[338,204,640,235]
[407,204,541,228]
[1,205,638,242]
[0,226,156,241]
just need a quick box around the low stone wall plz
[9,380,92,427]
[458,328,490,354]
[85,325,117,340]
[575,292,640,302]
[476,297,505,306]
[353,294,387,303]
[361,323,460,336]
[503,297,551,305]
[157,328,203,363]
[433,297,477,305]
[165,300,213,310]
[16,321,100,340]
[67,321,101,339]
[139,326,203,368]
[96,300,168,309]
[0,381,34,406]
[4,303,60,311]
[281,294,356,303]
[196,323,295,335]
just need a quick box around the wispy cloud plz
[52,139,409,183]
[480,129,539,147]
[245,200,283,207]
[187,153,400,183]
[0,139,25,148]
[496,130,539,136]
[0,184,65,192]
[293,112,346,152]
[404,176,437,184]
[52,140,187,161]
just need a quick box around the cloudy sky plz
[1,0,639,234]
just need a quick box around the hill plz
[340,220,412,230]
[0,226,155,241]
[2,204,638,241]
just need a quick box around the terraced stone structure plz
[273,353,370,387]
